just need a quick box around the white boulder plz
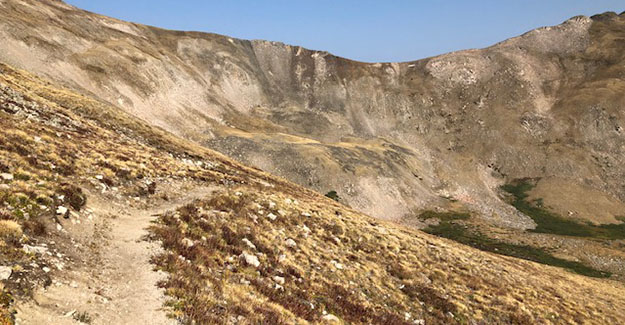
[241,252,260,268]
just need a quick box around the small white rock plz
[285,238,297,248]
[56,206,68,216]
[0,266,12,280]
[241,252,260,268]
[23,245,48,255]
[242,238,256,250]
[181,238,194,248]
[278,254,287,263]
[0,173,13,181]
[331,260,344,270]
[322,314,340,322]
[95,175,104,180]
[267,213,277,221]
[272,276,285,285]
[249,214,259,223]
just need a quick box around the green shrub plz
[59,184,86,211]
[324,190,340,202]
[73,311,92,324]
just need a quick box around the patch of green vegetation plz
[73,311,92,324]
[502,179,625,239]
[324,190,340,202]
[0,192,44,220]
[419,210,470,222]
[0,290,14,324]
[419,211,611,278]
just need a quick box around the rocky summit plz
[0,0,624,324]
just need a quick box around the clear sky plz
[65,0,624,63]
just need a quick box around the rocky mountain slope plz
[1,1,625,228]
[0,61,623,324]
[1,0,625,322]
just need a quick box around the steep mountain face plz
[1,1,625,230]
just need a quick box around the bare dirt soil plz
[15,185,216,325]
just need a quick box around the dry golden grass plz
[0,221,22,243]
[150,188,625,324]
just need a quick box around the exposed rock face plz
[1,1,625,228]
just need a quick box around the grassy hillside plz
[0,62,289,323]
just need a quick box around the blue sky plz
[65,0,623,63]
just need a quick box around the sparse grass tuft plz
[0,291,14,325]
[23,219,46,236]
[0,220,22,244]
[58,184,86,211]
[73,311,92,324]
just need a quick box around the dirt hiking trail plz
[15,185,217,324]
